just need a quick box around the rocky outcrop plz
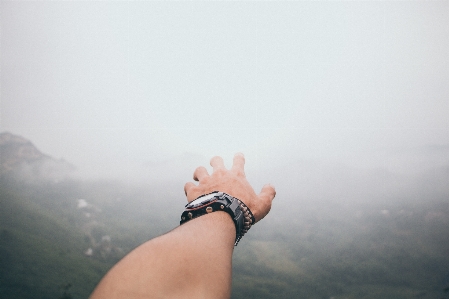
[0,132,75,181]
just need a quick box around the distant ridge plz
[0,132,75,181]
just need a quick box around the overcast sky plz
[1,1,448,181]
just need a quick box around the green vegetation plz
[231,198,449,299]
[0,180,111,299]
[1,176,448,298]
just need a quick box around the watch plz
[180,191,255,246]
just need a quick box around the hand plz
[184,153,276,222]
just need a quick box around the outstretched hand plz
[184,153,276,222]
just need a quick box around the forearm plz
[90,211,235,299]
[90,153,276,299]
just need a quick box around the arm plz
[90,153,276,299]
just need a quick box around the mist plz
[2,0,448,231]
[2,1,448,182]
[1,2,449,297]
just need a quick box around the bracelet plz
[234,198,255,245]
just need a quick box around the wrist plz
[180,191,255,246]
[178,210,235,249]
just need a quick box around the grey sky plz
[1,1,448,180]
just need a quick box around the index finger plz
[210,156,226,172]
[231,153,245,175]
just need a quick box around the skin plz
[90,153,276,299]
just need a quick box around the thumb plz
[260,184,276,201]
[255,184,276,222]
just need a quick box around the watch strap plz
[180,192,255,246]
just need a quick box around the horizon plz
[1,130,447,213]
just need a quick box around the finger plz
[254,184,276,222]
[258,184,276,205]
[210,156,226,171]
[184,182,198,201]
[231,153,245,176]
[193,166,210,181]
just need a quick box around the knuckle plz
[234,169,245,177]
[214,168,227,176]
[201,176,211,184]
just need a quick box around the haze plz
[1,1,448,192]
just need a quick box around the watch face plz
[187,192,217,209]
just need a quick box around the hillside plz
[0,179,110,299]
[232,196,449,299]
[0,132,448,298]
[0,174,180,298]
[0,132,75,181]
[0,133,173,298]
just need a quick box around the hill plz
[0,132,448,298]
[0,180,109,299]
[0,132,75,182]
[0,172,179,298]
[0,133,175,298]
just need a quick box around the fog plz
[1,1,448,195]
[1,4,449,297]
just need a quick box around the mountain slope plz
[0,132,75,181]
[0,181,112,299]
[1,132,449,299]
[0,133,175,298]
